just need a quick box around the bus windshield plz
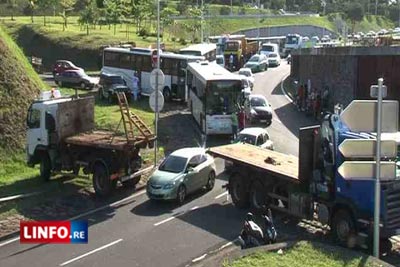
[286,36,299,44]
[206,80,242,115]
[225,42,239,51]
[261,45,274,52]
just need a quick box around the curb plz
[280,74,294,104]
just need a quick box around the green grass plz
[226,241,380,267]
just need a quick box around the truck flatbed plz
[208,143,299,182]
[65,130,149,151]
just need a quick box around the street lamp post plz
[201,0,204,42]
[154,0,160,166]
[257,0,260,39]
[321,0,326,37]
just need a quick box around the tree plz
[37,0,57,26]
[6,0,17,20]
[182,7,202,43]
[59,0,76,30]
[79,0,99,35]
[131,0,153,33]
[27,0,38,23]
[161,7,179,39]
[344,2,364,32]
[104,0,126,35]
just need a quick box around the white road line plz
[59,239,123,266]
[219,241,233,250]
[154,206,199,226]
[215,191,228,199]
[275,118,282,124]
[0,190,146,247]
[191,253,207,263]
[0,237,20,248]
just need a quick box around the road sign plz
[340,100,398,132]
[150,68,165,91]
[338,161,396,181]
[149,90,164,112]
[370,85,387,98]
[339,139,397,158]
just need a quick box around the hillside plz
[0,26,43,152]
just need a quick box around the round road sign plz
[149,90,164,112]
[150,68,165,91]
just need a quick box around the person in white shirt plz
[132,71,139,101]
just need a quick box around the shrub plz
[139,28,149,37]
[179,38,187,45]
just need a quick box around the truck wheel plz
[122,175,141,188]
[249,180,268,212]
[92,162,113,197]
[230,173,249,208]
[40,154,51,181]
[331,209,356,247]
[163,88,172,102]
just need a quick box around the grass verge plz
[225,241,381,267]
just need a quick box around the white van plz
[259,43,279,57]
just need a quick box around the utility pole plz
[230,0,233,15]
[201,0,204,42]
[154,0,160,166]
[321,0,326,37]
[257,0,260,38]
[375,0,378,15]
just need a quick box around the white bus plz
[187,61,243,135]
[179,43,217,63]
[102,47,203,101]
[248,36,286,58]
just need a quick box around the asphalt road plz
[0,63,311,267]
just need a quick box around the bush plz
[138,28,149,37]
[220,6,231,15]
[171,37,176,42]
[179,38,187,45]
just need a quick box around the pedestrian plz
[132,71,140,101]
[229,53,234,71]
[238,106,246,131]
[297,84,304,110]
[231,109,239,140]
[314,93,321,120]
[322,87,329,111]
[303,84,308,112]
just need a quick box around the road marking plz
[0,190,146,247]
[215,191,228,199]
[275,118,282,124]
[154,206,199,226]
[0,237,20,248]
[219,241,233,250]
[191,253,207,263]
[59,239,123,266]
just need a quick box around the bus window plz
[120,53,131,69]
[104,52,120,68]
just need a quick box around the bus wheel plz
[230,173,249,208]
[163,88,171,102]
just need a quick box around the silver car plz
[147,147,216,204]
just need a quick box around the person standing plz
[132,71,140,101]
[231,110,239,140]
[229,53,234,71]
[238,106,246,131]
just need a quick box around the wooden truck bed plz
[64,130,149,151]
[208,143,299,182]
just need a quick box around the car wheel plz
[80,82,86,89]
[176,184,186,205]
[206,171,216,191]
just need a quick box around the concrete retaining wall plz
[235,25,336,38]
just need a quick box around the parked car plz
[98,73,130,103]
[52,60,83,77]
[54,70,98,89]
[244,54,268,72]
[244,94,273,126]
[267,53,281,67]
[238,68,255,88]
[236,127,274,150]
[147,147,216,204]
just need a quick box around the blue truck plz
[208,113,400,250]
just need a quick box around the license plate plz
[260,120,267,123]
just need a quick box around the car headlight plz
[251,109,257,115]
[164,183,175,189]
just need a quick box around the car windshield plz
[236,134,256,145]
[249,56,260,62]
[269,54,278,58]
[261,46,274,52]
[250,97,268,107]
[158,155,187,173]
[216,57,224,64]
[239,70,251,77]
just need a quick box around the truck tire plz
[92,162,113,197]
[40,153,51,181]
[122,175,141,188]
[163,87,172,102]
[331,209,356,247]
[249,180,268,212]
[230,173,249,208]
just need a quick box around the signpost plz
[150,68,165,91]
[339,79,399,258]
[149,91,164,113]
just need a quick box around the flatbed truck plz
[26,90,155,196]
[208,113,400,249]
